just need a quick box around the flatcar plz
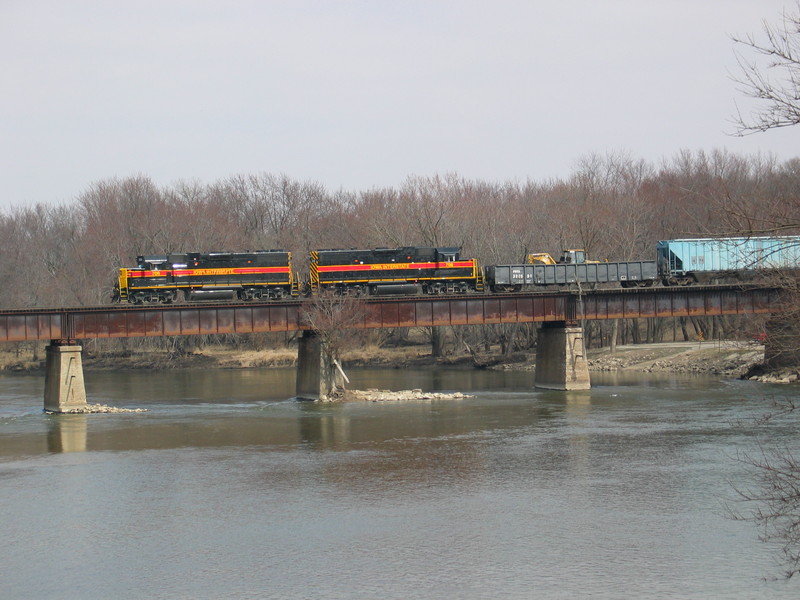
[309,246,483,295]
[116,251,298,304]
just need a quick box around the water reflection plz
[47,414,88,453]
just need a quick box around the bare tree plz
[300,291,366,397]
[725,4,800,577]
[732,1,800,134]
[729,433,800,579]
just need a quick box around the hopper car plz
[657,237,800,286]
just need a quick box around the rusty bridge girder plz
[0,285,782,343]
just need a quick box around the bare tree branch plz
[732,2,800,134]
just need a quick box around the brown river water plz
[1,367,798,599]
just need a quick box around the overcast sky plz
[1,0,797,209]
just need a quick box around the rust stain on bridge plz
[0,286,780,342]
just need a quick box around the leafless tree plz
[299,291,366,397]
[732,1,800,134]
[729,435,800,579]
[723,4,800,577]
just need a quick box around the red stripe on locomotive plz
[316,261,475,273]
[126,266,291,278]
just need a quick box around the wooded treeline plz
[1,149,798,355]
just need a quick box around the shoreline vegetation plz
[1,340,796,384]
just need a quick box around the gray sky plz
[2,0,796,209]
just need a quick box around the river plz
[1,367,798,599]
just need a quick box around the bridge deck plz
[0,285,780,342]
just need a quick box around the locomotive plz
[309,246,483,295]
[114,236,800,304]
[115,250,299,304]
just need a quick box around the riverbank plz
[0,340,792,382]
[586,341,798,383]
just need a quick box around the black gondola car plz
[116,251,298,303]
[309,246,483,295]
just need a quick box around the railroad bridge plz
[0,285,782,410]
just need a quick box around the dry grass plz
[212,347,297,368]
[341,344,431,365]
[0,343,435,372]
[0,349,42,371]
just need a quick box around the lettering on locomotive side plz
[370,263,410,270]
[193,268,235,275]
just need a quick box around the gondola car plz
[485,260,658,292]
[116,251,298,303]
[309,246,483,295]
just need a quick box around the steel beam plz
[0,286,782,342]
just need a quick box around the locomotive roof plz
[314,246,461,254]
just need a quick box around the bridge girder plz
[0,286,781,343]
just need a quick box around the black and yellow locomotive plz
[115,246,482,303]
[116,250,299,304]
[309,246,484,295]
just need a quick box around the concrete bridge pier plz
[295,330,344,401]
[534,322,591,390]
[44,341,87,413]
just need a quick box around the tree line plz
[0,149,796,355]
[2,151,797,309]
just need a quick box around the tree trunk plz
[679,317,690,342]
[610,319,619,353]
[431,326,445,357]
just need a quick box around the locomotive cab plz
[436,247,460,262]
[138,256,167,269]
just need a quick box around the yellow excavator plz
[526,249,601,265]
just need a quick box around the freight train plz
[114,236,800,304]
